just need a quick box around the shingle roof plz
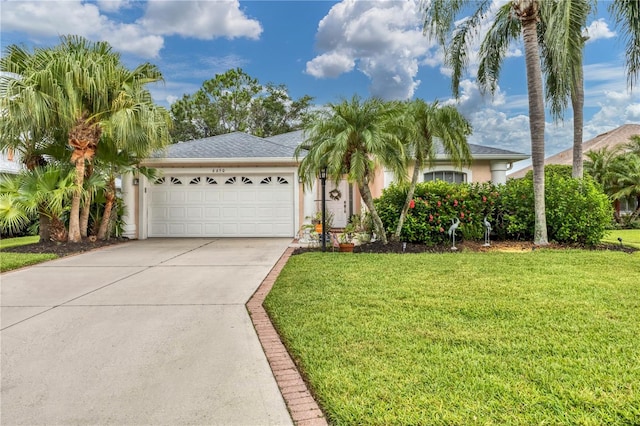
[150,129,528,161]
[509,123,640,178]
[152,131,299,159]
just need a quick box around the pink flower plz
[437,201,441,207]
[460,212,465,218]
[482,196,487,203]
[429,214,434,222]
[454,199,458,207]
[409,199,415,209]
[439,227,444,233]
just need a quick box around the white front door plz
[326,180,350,228]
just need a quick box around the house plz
[0,149,21,175]
[128,130,527,239]
[508,123,640,179]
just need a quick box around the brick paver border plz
[246,247,328,426]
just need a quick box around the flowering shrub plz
[375,180,499,244]
[375,166,612,245]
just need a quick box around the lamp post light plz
[319,167,327,252]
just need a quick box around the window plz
[423,171,467,184]
[225,177,236,184]
[241,176,253,184]
[206,177,217,185]
[189,177,201,185]
[277,176,289,184]
[154,177,165,185]
[170,177,182,185]
[260,177,272,184]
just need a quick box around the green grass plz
[265,250,640,425]
[0,236,56,272]
[602,229,640,249]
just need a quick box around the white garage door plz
[148,174,295,237]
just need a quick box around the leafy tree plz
[0,35,171,242]
[394,100,472,239]
[296,96,406,244]
[170,68,313,141]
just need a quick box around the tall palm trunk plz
[68,118,100,242]
[97,178,116,240]
[572,62,585,179]
[39,213,51,242]
[394,163,421,238]
[519,3,549,245]
[68,157,85,242]
[80,162,94,237]
[358,180,388,244]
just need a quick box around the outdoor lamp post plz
[319,167,327,252]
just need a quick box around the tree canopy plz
[170,68,313,142]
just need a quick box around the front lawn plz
[0,236,57,272]
[602,229,640,249]
[265,250,640,425]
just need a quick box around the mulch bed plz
[5,237,636,257]
[294,240,638,255]
[3,238,130,257]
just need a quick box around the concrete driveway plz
[1,238,294,425]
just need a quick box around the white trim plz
[141,157,297,166]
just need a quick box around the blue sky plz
[2,0,639,172]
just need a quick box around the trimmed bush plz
[507,166,613,245]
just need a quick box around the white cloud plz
[306,0,437,100]
[97,0,133,13]
[140,0,262,40]
[584,18,616,43]
[306,52,355,78]
[0,0,262,58]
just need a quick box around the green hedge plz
[375,166,612,245]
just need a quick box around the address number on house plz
[211,168,226,173]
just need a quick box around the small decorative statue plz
[483,216,492,247]
[448,218,460,251]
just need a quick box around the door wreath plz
[329,188,342,201]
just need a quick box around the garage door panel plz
[150,207,167,219]
[204,207,220,218]
[187,192,203,203]
[186,207,202,219]
[223,192,237,202]
[168,207,185,219]
[186,223,202,234]
[169,192,186,202]
[204,192,221,202]
[148,174,294,237]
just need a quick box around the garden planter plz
[339,243,355,252]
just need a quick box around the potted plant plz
[338,223,356,252]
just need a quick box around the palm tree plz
[611,153,640,221]
[0,35,171,242]
[585,147,624,222]
[609,1,640,89]
[423,0,550,245]
[0,165,76,240]
[295,96,406,244]
[394,99,472,238]
[538,1,592,178]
